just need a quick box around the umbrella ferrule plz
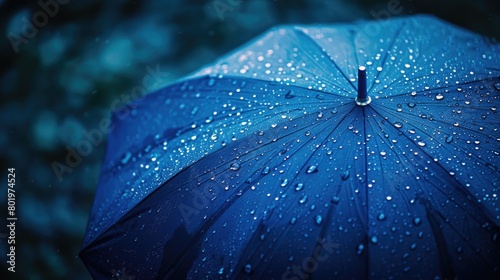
[356,66,371,106]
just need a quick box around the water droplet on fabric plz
[394,122,403,129]
[121,152,132,164]
[357,244,365,255]
[295,183,304,191]
[306,165,318,174]
[262,167,270,175]
[341,170,350,181]
[435,94,444,100]
[315,215,323,225]
[331,196,340,204]
[244,264,252,274]
[230,162,240,171]
[494,82,500,91]
[445,135,453,143]
[281,179,289,187]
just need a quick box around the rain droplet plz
[378,213,386,220]
[306,165,318,174]
[290,217,297,224]
[341,170,350,181]
[331,196,340,204]
[357,244,365,255]
[435,94,444,100]
[299,195,308,204]
[208,79,216,86]
[380,151,387,156]
[295,183,304,191]
[218,267,224,275]
[445,135,453,144]
[371,236,378,244]
[407,102,416,108]
[413,217,422,226]
[262,167,270,175]
[230,163,240,171]
[121,152,132,164]
[417,141,426,147]
[244,264,252,274]
[494,82,500,91]
[281,179,289,187]
[315,215,323,225]
[394,122,403,129]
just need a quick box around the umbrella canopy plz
[80,15,500,279]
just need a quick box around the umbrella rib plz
[374,104,499,145]
[369,105,499,222]
[361,107,371,279]
[292,28,357,92]
[366,108,420,214]
[426,200,500,270]
[238,125,337,277]
[422,176,496,228]
[297,106,374,276]
[367,23,404,93]
[382,76,497,98]
[375,107,500,174]
[418,193,500,276]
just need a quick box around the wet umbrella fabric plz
[80,15,500,279]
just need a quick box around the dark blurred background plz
[0,0,498,279]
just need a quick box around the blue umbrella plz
[80,15,500,279]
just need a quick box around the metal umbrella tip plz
[356,65,371,106]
